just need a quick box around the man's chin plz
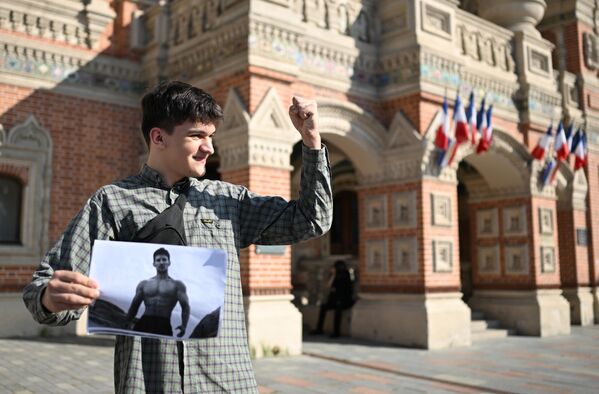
[189,167,206,178]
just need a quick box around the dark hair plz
[334,260,347,271]
[153,247,170,260]
[141,81,224,145]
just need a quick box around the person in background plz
[312,260,354,338]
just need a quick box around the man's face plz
[153,254,171,273]
[160,120,216,180]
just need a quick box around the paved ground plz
[1,326,598,393]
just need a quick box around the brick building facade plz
[0,0,598,354]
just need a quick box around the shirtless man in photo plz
[126,247,190,337]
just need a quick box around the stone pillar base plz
[0,293,80,337]
[301,304,352,336]
[469,289,571,336]
[563,287,595,326]
[350,292,471,349]
[244,294,302,358]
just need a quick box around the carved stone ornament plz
[365,194,388,230]
[538,208,554,235]
[432,239,453,273]
[504,243,529,275]
[540,246,556,273]
[477,244,500,275]
[7,115,52,151]
[392,190,417,229]
[421,2,452,40]
[502,206,528,236]
[583,32,599,71]
[393,236,418,274]
[476,208,499,238]
[431,193,452,227]
[365,239,388,274]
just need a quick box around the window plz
[0,175,22,244]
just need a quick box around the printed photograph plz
[88,240,226,340]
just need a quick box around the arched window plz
[0,175,22,244]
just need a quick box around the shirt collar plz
[138,164,192,191]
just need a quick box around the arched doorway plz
[291,141,359,316]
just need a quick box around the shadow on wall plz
[0,1,147,297]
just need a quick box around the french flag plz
[565,122,574,154]
[531,124,552,160]
[438,138,456,168]
[434,97,450,151]
[476,105,493,154]
[554,121,569,161]
[476,97,486,144]
[541,157,557,187]
[453,93,469,144]
[465,91,477,145]
[574,131,587,170]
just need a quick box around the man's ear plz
[149,127,167,149]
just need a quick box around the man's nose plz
[199,139,214,155]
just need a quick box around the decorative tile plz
[505,244,529,275]
[365,195,387,230]
[503,206,527,236]
[393,237,418,273]
[432,240,452,273]
[476,208,498,238]
[477,244,500,275]
[365,239,388,274]
[392,191,416,228]
[431,193,452,227]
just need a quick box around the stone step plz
[472,328,513,342]
[471,319,501,332]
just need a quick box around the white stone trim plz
[0,116,52,265]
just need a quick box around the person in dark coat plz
[312,260,354,338]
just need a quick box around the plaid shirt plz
[22,145,332,393]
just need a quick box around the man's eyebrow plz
[188,128,216,135]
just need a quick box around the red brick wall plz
[531,197,562,288]
[0,84,142,292]
[221,165,293,295]
[0,265,37,292]
[587,151,599,285]
[557,208,590,287]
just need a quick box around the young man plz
[23,81,332,393]
[126,247,190,338]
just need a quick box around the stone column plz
[350,113,471,349]
[216,88,302,358]
[467,192,571,336]
[556,170,594,325]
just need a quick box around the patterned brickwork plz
[469,198,538,290]
[0,83,142,293]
